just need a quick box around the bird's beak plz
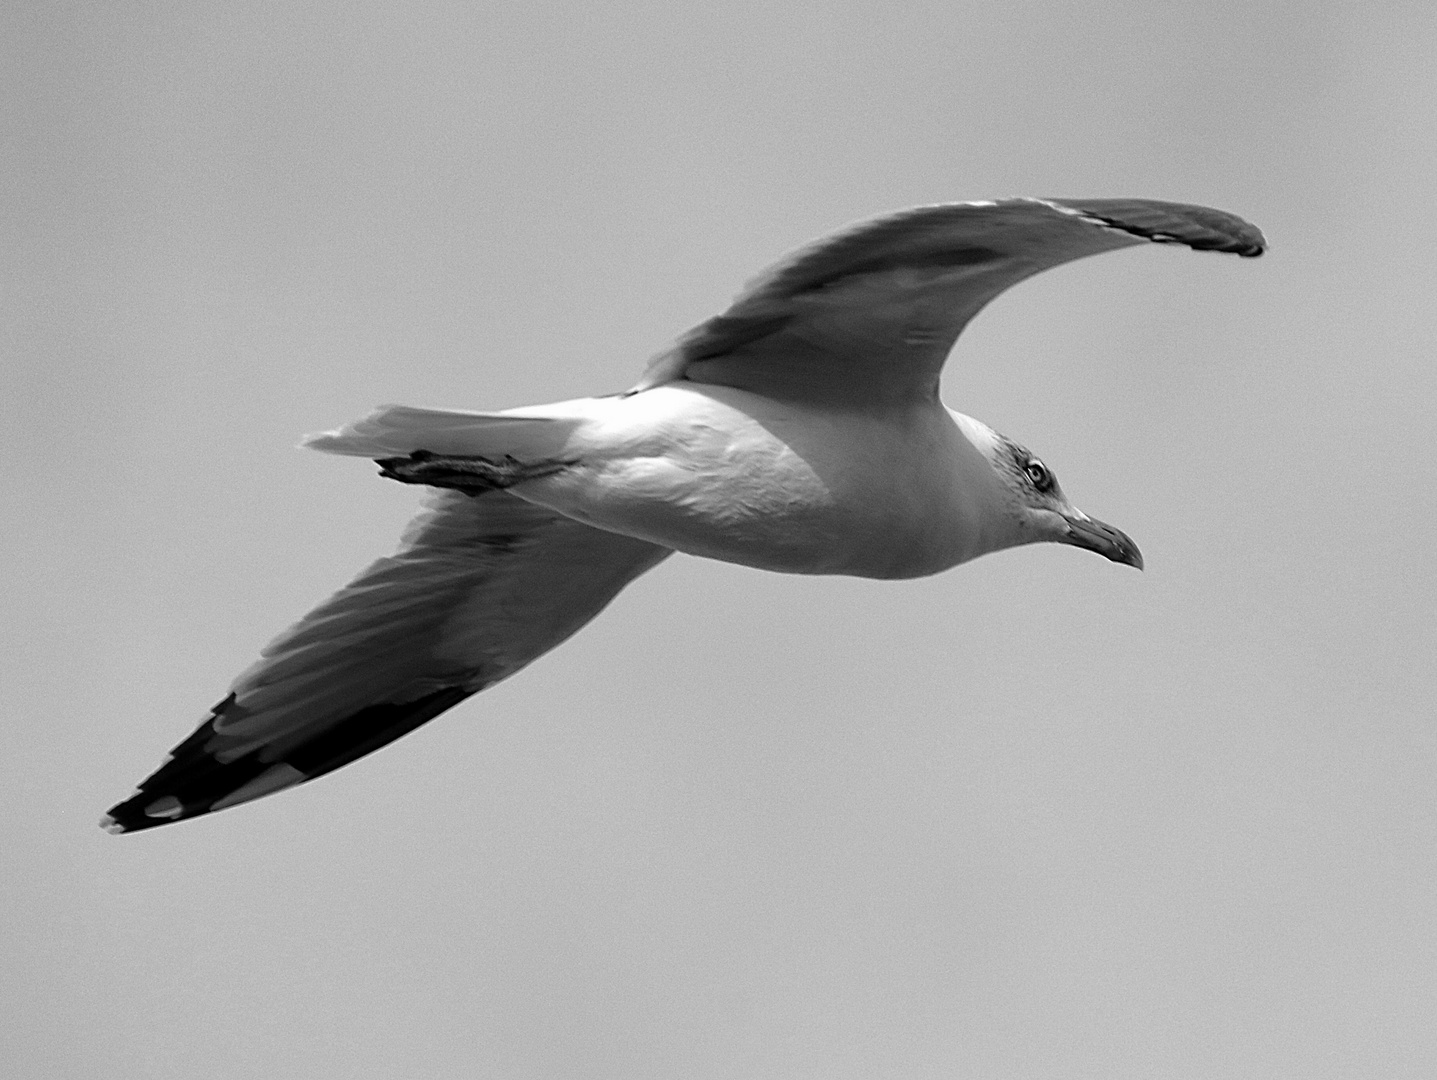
[1062,513,1143,570]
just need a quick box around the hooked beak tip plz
[1064,516,1143,570]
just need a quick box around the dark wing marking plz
[1052,198,1265,255]
[630,198,1265,405]
[103,491,671,832]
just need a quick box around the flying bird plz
[102,197,1264,833]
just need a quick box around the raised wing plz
[632,198,1265,405]
[103,491,671,832]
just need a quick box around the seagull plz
[102,197,1264,833]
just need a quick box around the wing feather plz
[103,491,671,832]
[631,197,1265,404]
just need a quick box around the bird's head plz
[957,416,1143,570]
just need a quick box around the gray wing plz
[103,491,671,833]
[632,198,1265,405]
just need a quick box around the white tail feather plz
[302,405,576,459]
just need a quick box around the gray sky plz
[4,2,1435,1077]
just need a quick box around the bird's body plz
[103,197,1265,833]
[406,386,1006,579]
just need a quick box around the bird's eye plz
[1024,459,1053,492]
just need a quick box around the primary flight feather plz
[103,197,1264,833]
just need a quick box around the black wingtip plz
[1050,198,1267,258]
[101,686,479,834]
[101,695,241,833]
[100,802,182,834]
[102,788,195,833]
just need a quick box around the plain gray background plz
[4,2,1434,1077]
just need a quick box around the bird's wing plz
[103,490,672,833]
[631,198,1265,405]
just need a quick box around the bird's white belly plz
[511,385,992,579]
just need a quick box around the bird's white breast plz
[510,385,1007,579]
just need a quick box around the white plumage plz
[103,197,1264,833]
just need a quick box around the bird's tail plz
[302,405,579,460]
